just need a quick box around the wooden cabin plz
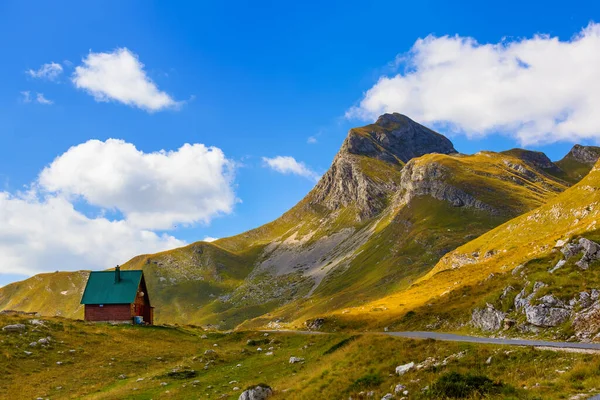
[80,266,153,325]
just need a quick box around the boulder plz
[471,304,506,331]
[381,394,393,400]
[561,243,582,259]
[395,362,414,375]
[289,357,304,364]
[514,282,546,310]
[2,324,26,332]
[238,385,273,400]
[525,295,570,327]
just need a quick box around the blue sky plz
[1,1,600,286]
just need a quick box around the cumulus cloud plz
[72,48,177,112]
[262,156,319,181]
[0,193,183,276]
[36,93,53,105]
[26,62,63,81]
[347,23,600,145]
[202,236,219,242]
[39,139,236,230]
[0,139,237,276]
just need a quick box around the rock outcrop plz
[311,113,457,219]
[471,304,506,331]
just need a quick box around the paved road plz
[267,329,600,351]
[385,331,600,351]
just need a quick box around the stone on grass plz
[395,362,414,375]
[2,324,26,332]
[238,385,273,400]
[289,356,304,364]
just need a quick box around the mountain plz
[555,144,600,183]
[0,114,591,330]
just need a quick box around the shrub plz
[427,371,505,398]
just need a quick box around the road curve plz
[385,331,600,350]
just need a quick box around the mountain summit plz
[342,113,457,164]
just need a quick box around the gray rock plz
[289,356,304,364]
[2,324,26,332]
[561,243,582,260]
[514,282,546,310]
[381,394,393,400]
[573,301,600,339]
[238,385,273,400]
[564,144,600,165]
[395,362,415,375]
[525,303,570,327]
[549,259,566,273]
[394,384,406,394]
[471,304,506,331]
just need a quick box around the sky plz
[1,0,600,286]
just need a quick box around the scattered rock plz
[289,356,304,364]
[395,362,415,375]
[119,374,127,380]
[204,349,216,355]
[24,351,32,356]
[2,324,26,332]
[201,335,208,339]
[549,259,566,273]
[160,382,168,386]
[394,384,406,394]
[238,384,273,400]
[381,394,393,400]
[305,318,325,331]
[486,356,492,365]
[471,303,506,331]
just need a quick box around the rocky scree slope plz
[0,114,586,329]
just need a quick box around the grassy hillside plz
[332,159,600,332]
[3,313,600,399]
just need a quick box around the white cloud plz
[262,156,319,181]
[26,62,63,81]
[0,192,184,276]
[307,136,317,144]
[39,139,236,230]
[20,91,31,103]
[36,93,53,105]
[72,48,177,112]
[203,236,219,242]
[347,23,600,145]
[0,138,237,276]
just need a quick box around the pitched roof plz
[80,270,143,305]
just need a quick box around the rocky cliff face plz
[310,113,457,219]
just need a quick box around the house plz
[80,266,153,325]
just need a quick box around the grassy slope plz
[334,160,600,330]
[3,313,600,399]
[240,151,569,329]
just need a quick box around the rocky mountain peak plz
[341,113,457,165]
[564,144,600,164]
[309,114,457,220]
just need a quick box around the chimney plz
[115,265,121,283]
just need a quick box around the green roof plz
[80,270,143,305]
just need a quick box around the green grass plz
[4,314,600,399]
